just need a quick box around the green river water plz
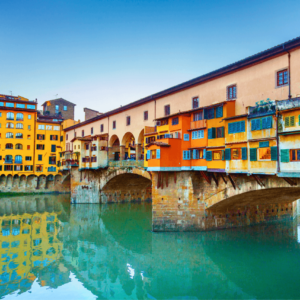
[0,194,299,299]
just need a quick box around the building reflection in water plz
[1,195,300,299]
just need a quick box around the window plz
[183,134,189,141]
[6,133,13,139]
[86,144,89,150]
[231,149,241,160]
[101,124,104,132]
[16,113,23,121]
[227,84,237,100]
[91,127,94,134]
[228,121,245,134]
[49,156,56,165]
[192,149,205,159]
[74,145,76,150]
[27,105,35,109]
[66,134,68,140]
[285,116,295,128]
[25,165,33,171]
[16,103,25,108]
[205,108,215,120]
[38,155,42,161]
[258,147,271,161]
[0,102,3,107]
[15,144,22,150]
[126,116,131,126]
[6,143,13,149]
[151,150,156,159]
[36,166,43,172]
[4,165,13,171]
[91,156,97,162]
[37,134,45,140]
[290,149,300,161]
[54,126,60,131]
[38,125,45,130]
[6,112,14,120]
[251,116,272,130]
[113,121,116,129]
[172,117,179,125]
[193,111,203,121]
[216,106,223,118]
[37,144,45,150]
[144,111,148,121]
[5,155,12,163]
[64,105,67,111]
[216,127,225,138]
[28,125,31,130]
[16,123,23,129]
[183,150,191,160]
[50,135,58,141]
[6,122,14,128]
[55,105,59,112]
[14,165,23,171]
[192,97,199,109]
[82,130,84,137]
[277,69,288,87]
[192,130,204,139]
[6,102,14,107]
[51,145,56,152]
[28,115,31,120]
[16,133,23,139]
[213,150,223,160]
[46,125,52,130]
[164,105,170,116]
[25,156,32,161]
[15,155,22,164]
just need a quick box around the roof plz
[70,136,92,142]
[223,113,248,121]
[64,36,300,131]
[41,98,76,107]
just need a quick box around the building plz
[84,108,102,121]
[41,98,76,120]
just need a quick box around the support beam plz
[200,171,211,185]
[174,172,177,184]
[220,173,227,185]
[166,172,168,187]
[283,177,297,186]
[228,174,238,190]
[211,173,218,187]
[252,174,265,187]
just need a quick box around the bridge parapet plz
[108,160,144,168]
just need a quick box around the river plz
[0,194,299,299]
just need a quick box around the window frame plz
[227,84,237,100]
[144,111,148,121]
[276,68,289,87]
[192,97,199,109]
[231,148,241,160]
[164,105,170,116]
[290,149,300,162]
[126,116,131,126]
[258,147,272,161]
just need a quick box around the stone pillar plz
[136,144,142,161]
[120,146,125,161]
[108,147,114,161]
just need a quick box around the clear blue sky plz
[1,0,300,121]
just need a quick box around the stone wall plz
[0,173,70,194]
[152,171,300,232]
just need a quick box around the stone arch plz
[137,129,145,160]
[26,175,37,189]
[6,175,13,188]
[55,174,62,183]
[109,135,121,161]
[100,168,152,203]
[138,129,144,144]
[0,175,6,189]
[121,132,135,160]
[46,175,54,189]
[109,134,120,147]
[19,175,27,188]
[12,175,19,188]
[37,175,46,190]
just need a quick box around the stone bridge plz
[0,173,70,194]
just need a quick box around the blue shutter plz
[225,148,231,160]
[204,109,208,119]
[232,122,237,134]
[192,131,196,139]
[212,128,216,139]
[259,141,269,148]
[203,149,206,159]
[184,134,189,141]
[240,121,245,132]
[256,119,261,130]
[199,130,204,138]
[206,151,212,161]
[208,128,212,139]
[187,150,191,160]
[251,119,256,131]
[262,117,267,129]
[147,150,150,160]
[250,148,257,161]
[280,149,290,163]
[193,149,196,159]
[222,150,225,160]
[51,145,56,152]
[242,147,247,160]
[228,123,233,134]
[267,116,273,129]
[156,149,160,159]
[216,106,223,118]
[271,146,277,161]
[183,151,186,160]
[236,122,241,133]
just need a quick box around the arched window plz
[6,132,13,139]
[5,143,13,149]
[5,155,12,163]
[15,155,22,164]
[16,113,23,121]
[15,144,23,150]
[6,112,14,120]
[16,123,23,129]
[6,122,14,128]
[15,133,23,139]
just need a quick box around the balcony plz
[277,98,300,111]
[145,126,157,135]
[108,160,144,168]
[190,119,206,130]
[249,100,276,118]
[5,160,12,164]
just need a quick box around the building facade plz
[41,98,76,120]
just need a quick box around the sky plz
[1,0,300,121]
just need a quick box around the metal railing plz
[190,119,206,129]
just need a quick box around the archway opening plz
[122,132,135,160]
[109,135,120,161]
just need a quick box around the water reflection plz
[0,195,300,299]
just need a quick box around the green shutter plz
[242,147,247,160]
[271,146,278,161]
[299,115,300,126]
[222,150,225,160]
[291,116,295,127]
[221,126,225,137]
[281,149,290,163]
[250,148,257,161]
[225,148,231,160]
[208,128,212,139]
[285,116,290,127]
[206,151,212,161]
[212,127,216,139]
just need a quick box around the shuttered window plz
[215,106,223,118]
[206,151,212,161]
[261,116,273,129]
[51,145,56,153]
[183,150,191,160]
[271,146,278,161]
[242,147,247,160]
[250,148,257,161]
[281,149,290,162]
[285,116,295,127]
[156,149,160,159]
[228,121,245,134]
[290,149,300,161]
[259,141,269,148]
[216,127,224,138]
[225,148,231,160]
[146,150,151,160]
[183,134,189,141]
